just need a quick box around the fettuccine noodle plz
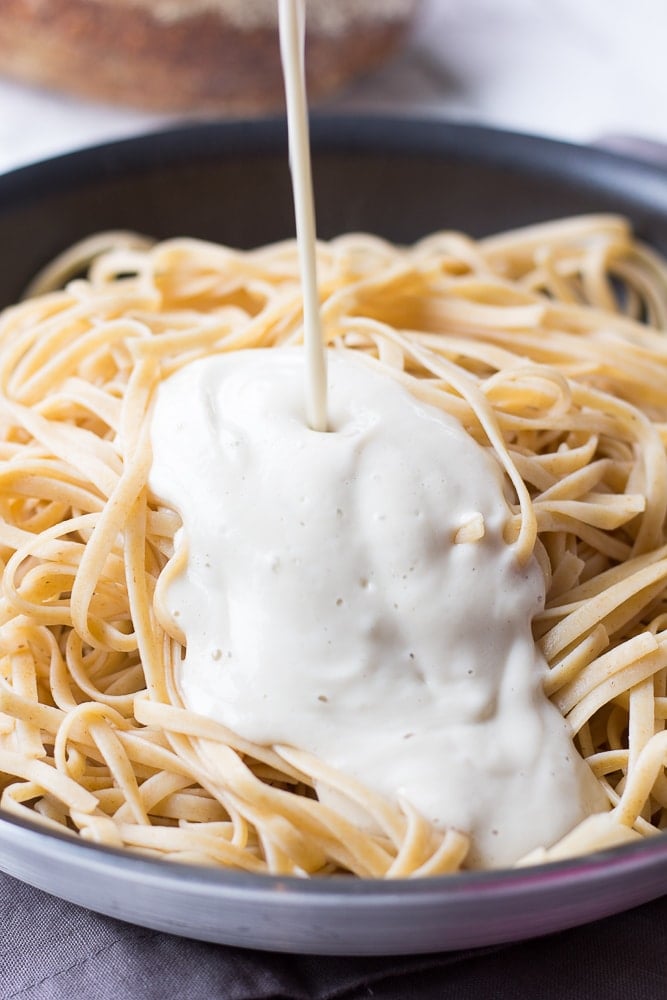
[0,213,666,875]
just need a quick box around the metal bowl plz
[1,117,666,954]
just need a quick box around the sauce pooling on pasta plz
[149,348,606,868]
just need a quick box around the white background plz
[0,0,665,173]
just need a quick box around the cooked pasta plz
[0,213,666,876]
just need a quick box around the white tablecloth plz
[0,0,665,174]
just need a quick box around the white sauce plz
[279,0,327,432]
[149,348,606,868]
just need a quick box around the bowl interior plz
[1,117,666,306]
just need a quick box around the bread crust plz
[0,0,413,112]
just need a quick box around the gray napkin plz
[2,872,666,1000]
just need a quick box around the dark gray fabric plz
[1,873,666,1000]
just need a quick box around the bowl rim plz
[0,113,665,215]
[2,805,667,905]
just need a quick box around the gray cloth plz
[1,873,666,1000]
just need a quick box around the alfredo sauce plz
[149,349,606,868]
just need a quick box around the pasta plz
[0,213,666,876]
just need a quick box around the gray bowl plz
[1,117,666,954]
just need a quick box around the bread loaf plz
[0,0,418,112]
